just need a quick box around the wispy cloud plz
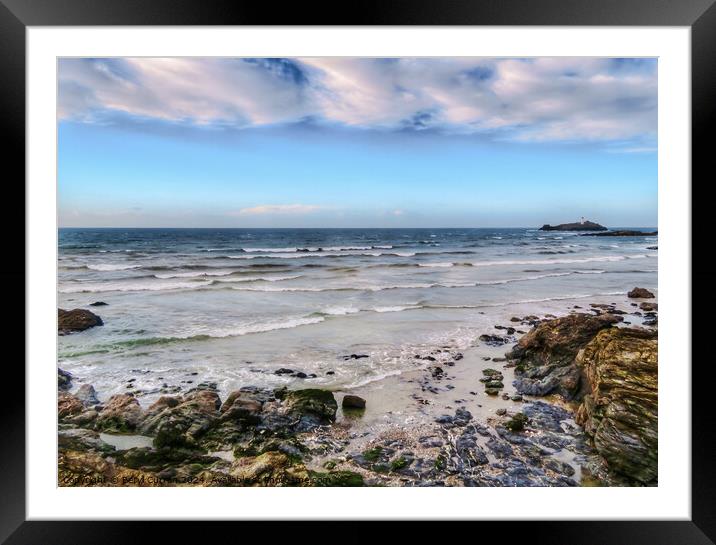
[231,204,325,216]
[58,57,657,143]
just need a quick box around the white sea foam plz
[471,255,637,267]
[373,305,422,313]
[87,263,142,271]
[60,279,212,293]
[187,316,325,338]
[226,250,414,259]
[211,274,302,283]
[320,306,361,316]
[419,262,454,268]
[154,270,235,279]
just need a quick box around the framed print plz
[3,0,713,542]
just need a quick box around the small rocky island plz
[539,219,607,231]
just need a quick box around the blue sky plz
[58,57,657,228]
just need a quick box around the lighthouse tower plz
[580,216,586,225]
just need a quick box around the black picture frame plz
[2,0,711,542]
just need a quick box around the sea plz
[58,228,658,402]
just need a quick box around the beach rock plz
[309,470,364,487]
[230,451,309,486]
[65,408,100,427]
[522,401,571,433]
[479,334,512,347]
[95,394,144,433]
[89,301,108,306]
[575,327,658,485]
[58,428,115,454]
[58,308,103,334]
[508,313,618,399]
[639,302,658,311]
[58,449,161,487]
[274,368,294,375]
[627,287,655,299]
[435,407,472,428]
[58,368,73,390]
[283,389,337,425]
[75,384,100,406]
[539,220,607,231]
[342,395,366,409]
[504,413,529,432]
[58,392,84,419]
[220,390,263,417]
[141,389,222,448]
[486,437,514,458]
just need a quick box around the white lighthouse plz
[580,216,586,225]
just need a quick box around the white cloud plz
[58,57,657,142]
[232,204,325,215]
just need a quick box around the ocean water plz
[58,228,658,401]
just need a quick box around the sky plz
[58,57,657,228]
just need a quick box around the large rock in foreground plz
[508,314,619,398]
[58,308,103,334]
[575,328,658,485]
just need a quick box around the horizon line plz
[58,225,657,230]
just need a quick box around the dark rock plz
[479,334,512,347]
[486,437,514,458]
[627,287,655,299]
[504,413,529,432]
[58,308,103,334]
[283,389,337,425]
[274,368,294,375]
[58,368,73,391]
[435,407,472,428]
[342,395,366,409]
[343,354,369,360]
[89,301,108,306]
[522,401,572,433]
[639,302,658,311]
